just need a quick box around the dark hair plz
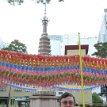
[59,92,76,105]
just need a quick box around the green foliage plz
[92,42,107,102]
[33,0,64,4]
[8,0,64,5]
[92,42,107,58]
[37,0,51,4]
[1,39,27,53]
[92,92,103,104]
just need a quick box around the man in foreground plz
[59,92,75,107]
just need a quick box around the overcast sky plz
[0,0,107,54]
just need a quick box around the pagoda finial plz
[44,2,46,17]
[42,1,49,34]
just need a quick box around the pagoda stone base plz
[30,90,58,107]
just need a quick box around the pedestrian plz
[59,92,75,107]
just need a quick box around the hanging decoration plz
[7,83,98,91]
[8,84,37,91]
[52,85,98,91]
[0,50,107,88]
[0,78,7,88]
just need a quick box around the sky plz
[0,0,107,54]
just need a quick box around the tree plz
[92,42,107,103]
[2,39,27,53]
[8,0,64,5]
[92,42,107,58]
[1,39,27,107]
[92,92,103,104]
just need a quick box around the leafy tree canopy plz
[92,42,107,58]
[37,0,64,3]
[92,92,103,104]
[92,42,107,102]
[1,39,27,53]
[8,0,64,5]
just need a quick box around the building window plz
[58,92,63,95]
[14,89,22,92]
[0,88,7,91]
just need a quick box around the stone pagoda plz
[30,4,58,107]
[38,3,51,55]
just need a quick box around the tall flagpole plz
[78,32,85,107]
